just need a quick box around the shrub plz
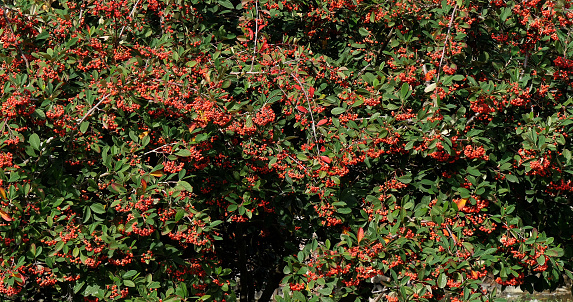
[1,0,573,301]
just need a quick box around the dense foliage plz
[2,0,573,301]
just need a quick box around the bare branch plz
[248,0,260,73]
[118,0,142,41]
[76,94,111,126]
[1,6,30,70]
[291,73,320,154]
[435,4,458,106]
[143,143,177,156]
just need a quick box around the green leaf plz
[84,285,101,296]
[359,28,370,36]
[80,121,89,133]
[424,83,436,93]
[177,181,193,192]
[90,203,106,214]
[331,107,345,115]
[467,167,481,176]
[437,273,447,288]
[545,247,564,257]
[219,0,234,9]
[505,174,519,183]
[175,149,192,157]
[458,188,471,199]
[175,209,186,222]
[123,270,138,279]
[29,133,40,151]
[400,83,409,100]
[73,281,85,294]
[123,280,135,287]
[54,241,65,253]
[396,174,412,184]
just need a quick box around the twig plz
[465,112,481,128]
[290,73,320,154]
[1,6,30,70]
[117,0,141,42]
[287,155,308,171]
[519,51,529,80]
[435,4,458,104]
[445,224,458,245]
[76,94,110,126]
[249,0,260,72]
[143,143,177,155]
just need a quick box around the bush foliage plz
[1,0,573,301]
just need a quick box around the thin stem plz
[435,4,458,105]
[290,73,320,154]
[1,6,30,70]
[117,0,141,42]
[76,94,111,126]
[249,0,260,72]
[143,143,177,155]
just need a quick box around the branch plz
[249,0,260,72]
[76,94,111,126]
[143,143,177,156]
[117,0,141,42]
[435,4,458,106]
[1,6,30,70]
[290,73,320,154]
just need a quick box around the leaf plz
[177,181,193,192]
[424,83,437,93]
[175,209,186,222]
[400,83,409,100]
[123,280,135,287]
[29,133,41,151]
[357,227,364,243]
[320,156,331,164]
[317,119,328,126]
[0,209,12,222]
[505,174,519,183]
[123,270,138,279]
[150,170,164,177]
[457,187,471,199]
[297,106,308,113]
[175,149,192,157]
[84,285,101,296]
[437,273,447,288]
[359,27,370,36]
[109,183,125,194]
[545,247,564,257]
[331,107,345,115]
[396,174,412,184]
[0,187,6,200]
[455,198,467,211]
[80,121,89,133]
[219,0,234,9]
[90,203,106,214]
[73,281,85,294]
